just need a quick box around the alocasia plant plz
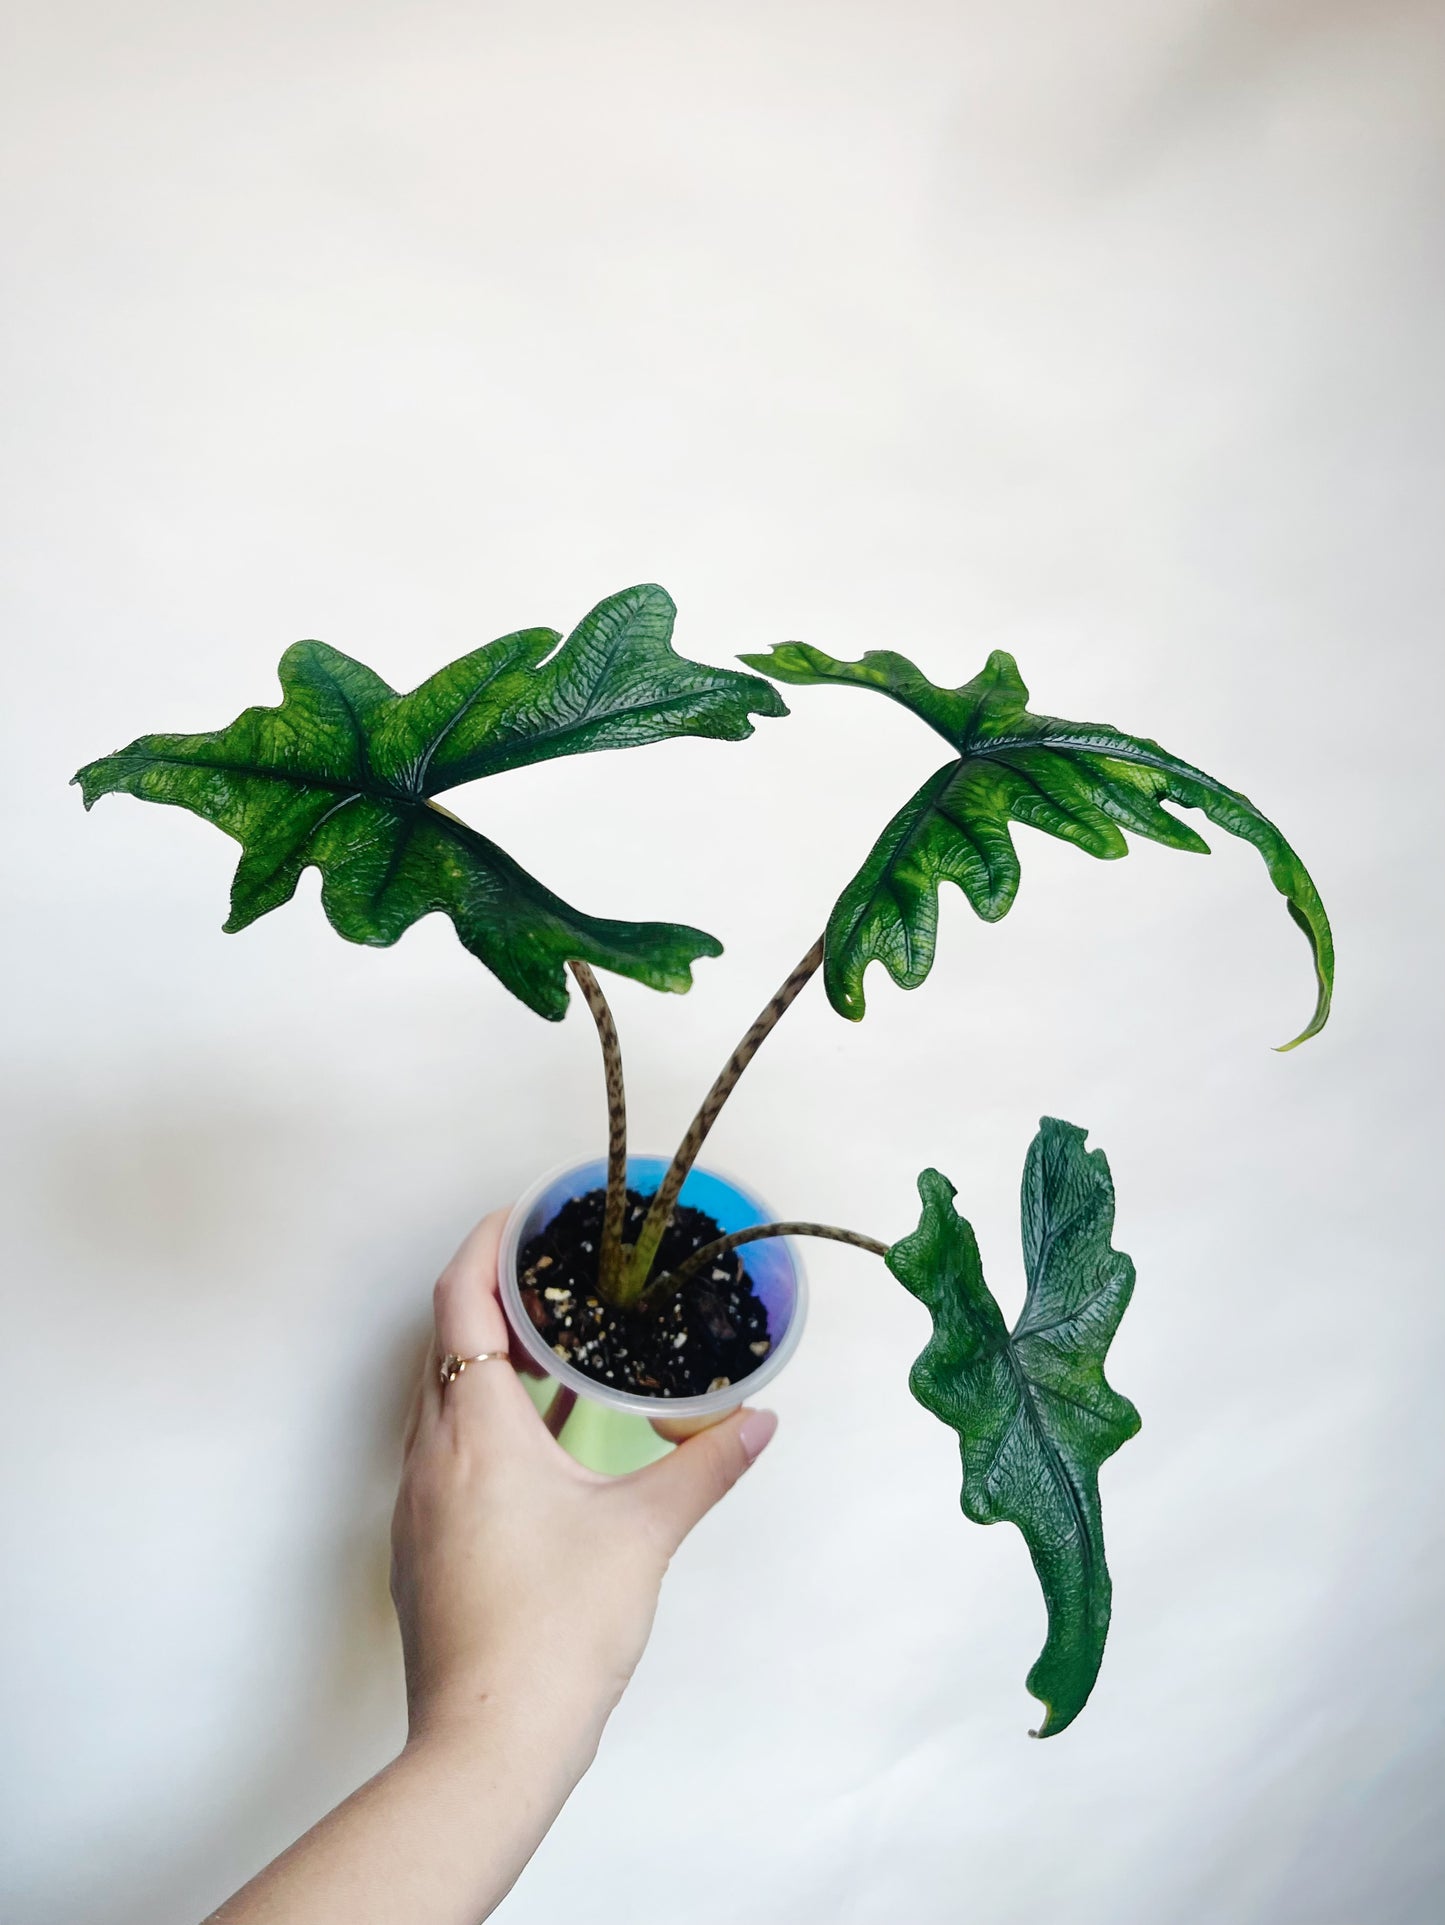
[76,585,1333,1735]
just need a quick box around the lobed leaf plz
[887,1118,1140,1736]
[741,643,1332,1047]
[76,585,781,1017]
[381,583,788,790]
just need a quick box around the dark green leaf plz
[390,582,788,789]
[888,1118,1140,1736]
[76,585,783,1017]
[740,643,1332,1048]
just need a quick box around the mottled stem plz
[567,960,628,1299]
[622,937,825,1296]
[645,1221,891,1299]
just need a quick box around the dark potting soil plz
[518,1187,772,1398]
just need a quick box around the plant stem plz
[567,959,628,1299]
[544,1384,578,1439]
[645,1221,891,1299]
[622,936,825,1295]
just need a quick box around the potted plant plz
[74,582,1333,1737]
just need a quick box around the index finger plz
[432,1209,512,1363]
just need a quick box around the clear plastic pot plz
[499,1153,806,1422]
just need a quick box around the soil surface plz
[518,1187,772,1398]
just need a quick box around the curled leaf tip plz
[1025,1684,1072,1740]
[1272,944,1333,1051]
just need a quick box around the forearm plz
[207,1684,607,1925]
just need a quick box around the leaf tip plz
[649,927,726,996]
[71,757,116,809]
[822,943,868,1022]
[915,1165,957,1208]
[599,581,677,629]
[1035,1114,1090,1158]
[826,980,867,1022]
[1270,1000,1330,1053]
[981,648,1029,701]
[1024,1686,1077,1740]
[1272,983,1332,1052]
[736,642,822,685]
[733,668,791,719]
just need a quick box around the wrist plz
[404,1662,615,1789]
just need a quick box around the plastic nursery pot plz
[499,1152,807,1424]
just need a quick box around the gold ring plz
[439,1350,510,1387]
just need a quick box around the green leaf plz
[388,582,788,788]
[887,1119,1140,1737]
[740,643,1333,1048]
[76,585,784,1018]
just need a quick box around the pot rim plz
[498,1151,808,1419]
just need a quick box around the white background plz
[2,3,1442,1920]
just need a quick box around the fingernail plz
[738,1408,778,1464]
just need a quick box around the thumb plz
[629,1407,779,1551]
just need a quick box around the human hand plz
[208,1212,777,1925]
[390,1209,779,1774]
